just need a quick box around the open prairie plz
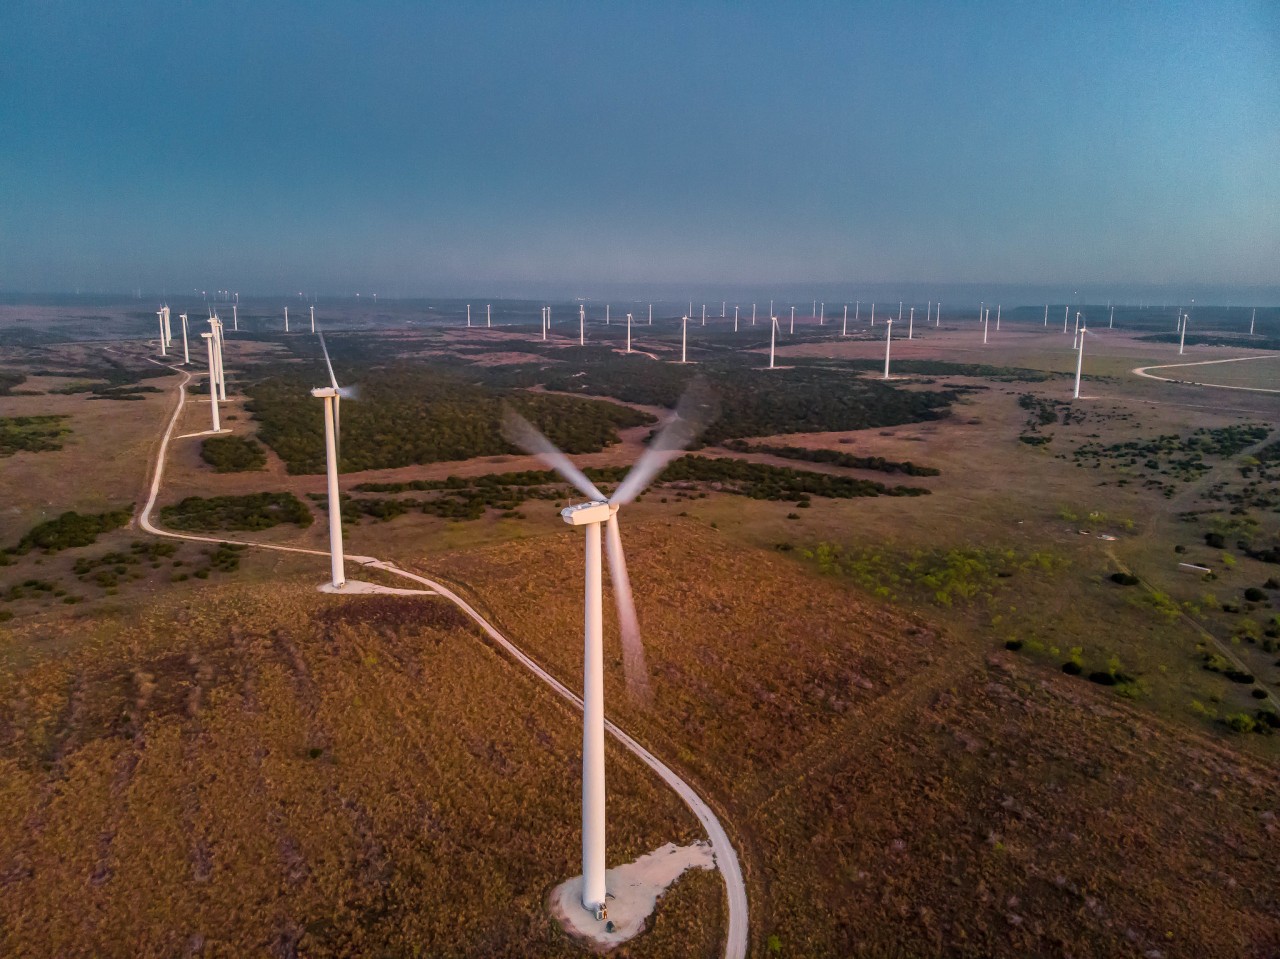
[1,301,1278,957]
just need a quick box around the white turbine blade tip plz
[500,407,606,502]
[611,380,716,505]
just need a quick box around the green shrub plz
[159,493,312,532]
[0,415,71,456]
[14,509,131,554]
[200,435,267,472]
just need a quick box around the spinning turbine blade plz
[501,408,606,502]
[610,383,714,505]
[318,332,340,390]
[604,514,651,702]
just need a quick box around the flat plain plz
[1,298,1278,957]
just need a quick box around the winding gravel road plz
[1132,354,1280,395]
[137,360,749,959]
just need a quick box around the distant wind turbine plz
[883,318,893,378]
[156,309,167,356]
[179,313,190,365]
[996,305,1001,331]
[1074,324,1089,399]
[467,304,472,328]
[769,315,778,369]
[579,305,585,346]
[314,332,358,590]
[842,304,848,337]
[232,304,238,331]
[789,306,795,334]
[935,303,940,327]
[310,305,316,333]
[201,333,222,433]
[908,307,914,340]
[284,307,290,333]
[487,304,492,328]
[626,312,633,353]
[681,315,689,363]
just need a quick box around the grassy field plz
[2,311,1279,956]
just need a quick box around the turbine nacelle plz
[561,501,616,526]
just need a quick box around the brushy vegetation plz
[802,542,1064,607]
[341,457,929,525]
[0,371,26,395]
[9,508,131,555]
[721,439,940,476]
[244,365,654,474]
[0,415,71,456]
[200,434,268,472]
[831,358,1056,382]
[1076,424,1270,498]
[159,492,312,532]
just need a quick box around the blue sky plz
[1,1,1277,296]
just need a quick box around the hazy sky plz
[1,1,1277,296]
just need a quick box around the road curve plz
[137,361,749,959]
[1132,355,1280,395]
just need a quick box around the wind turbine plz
[908,307,914,340]
[1250,308,1255,335]
[179,313,190,365]
[487,304,492,328]
[819,302,825,326]
[467,304,472,328]
[1063,305,1069,333]
[1073,323,1090,399]
[680,315,688,363]
[501,393,707,922]
[898,301,903,323]
[995,305,1001,331]
[1109,305,1114,329]
[734,305,739,332]
[156,309,168,356]
[310,305,316,333]
[983,308,989,345]
[606,304,610,326]
[870,303,875,327]
[232,304,238,331]
[751,303,757,326]
[721,301,726,318]
[1044,304,1049,327]
[927,301,932,329]
[285,307,290,333]
[201,333,222,433]
[789,306,795,334]
[842,304,848,336]
[313,333,358,590]
[935,303,940,327]
[883,318,893,379]
[648,303,652,326]
[701,304,705,327]
[769,315,778,369]
[626,312,633,353]
[1179,312,1188,355]
[579,305,586,346]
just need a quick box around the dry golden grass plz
[0,581,722,958]
[438,522,1280,958]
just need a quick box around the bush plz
[1224,668,1255,684]
[1244,587,1267,602]
[1225,713,1256,734]
[201,435,267,472]
[14,509,132,554]
[159,493,312,532]
[1252,689,1268,699]
[1110,572,1140,586]
[1205,532,1226,549]
[1061,661,1083,675]
[0,415,72,456]
[1005,639,1024,651]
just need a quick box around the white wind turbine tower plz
[310,305,316,333]
[579,305,586,346]
[179,313,190,365]
[819,302,824,325]
[313,333,358,590]
[626,312,633,353]
[467,304,472,328]
[935,303,941,327]
[701,304,705,327]
[201,333,223,433]
[769,315,779,369]
[883,318,894,379]
[648,304,653,326]
[898,301,903,323]
[1250,308,1255,335]
[908,307,915,339]
[1179,311,1188,355]
[232,304,238,331]
[606,304,610,326]
[789,306,795,334]
[1109,305,1114,329]
[211,316,227,401]
[487,304,492,328]
[751,303,757,326]
[927,301,932,328]
[842,304,848,336]
[1063,305,1069,333]
[502,394,707,922]
[156,309,168,356]
[983,308,990,344]
[870,303,875,327]
[1044,304,1049,327]
[680,315,689,363]
[542,307,549,342]
[721,301,726,318]
[1073,323,1090,399]
[734,306,739,332]
[1073,311,1081,349]
[996,305,1001,331]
